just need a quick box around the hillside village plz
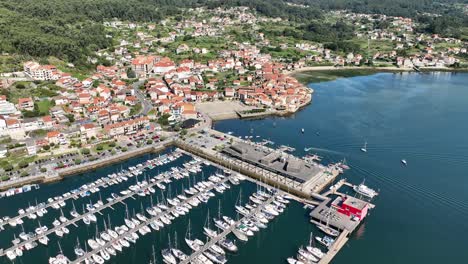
[0,6,466,181]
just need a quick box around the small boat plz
[315,236,335,248]
[219,238,238,252]
[287,257,304,264]
[301,128,305,133]
[401,159,407,165]
[317,225,340,237]
[360,141,367,153]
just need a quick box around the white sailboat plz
[361,141,368,153]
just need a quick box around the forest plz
[0,0,466,65]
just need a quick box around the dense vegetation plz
[0,0,466,66]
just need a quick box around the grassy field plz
[36,100,52,115]
[350,38,395,54]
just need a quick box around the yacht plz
[39,235,49,246]
[306,246,324,259]
[298,247,318,262]
[185,238,204,251]
[204,250,227,264]
[219,238,238,252]
[287,257,304,264]
[353,182,378,198]
[161,249,177,264]
[171,248,188,261]
[204,227,218,238]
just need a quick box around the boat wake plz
[351,165,468,218]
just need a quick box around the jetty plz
[179,194,278,264]
[0,152,182,232]
[69,171,235,263]
[0,161,187,257]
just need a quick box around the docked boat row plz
[0,152,184,232]
[72,173,240,264]
[287,233,325,264]
[2,155,211,261]
[178,189,291,264]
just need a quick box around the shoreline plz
[0,140,173,191]
[286,65,468,75]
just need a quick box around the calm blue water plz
[214,72,468,263]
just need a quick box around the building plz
[24,61,60,81]
[80,123,99,139]
[0,96,17,115]
[334,195,370,221]
[17,98,34,111]
[103,116,150,136]
[222,142,324,183]
[47,131,67,145]
[131,56,157,78]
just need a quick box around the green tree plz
[3,164,13,171]
[18,160,29,168]
[127,68,136,78]
[81,148,90,155]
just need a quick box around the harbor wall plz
[0,140,173,191]
[173,139,311,199]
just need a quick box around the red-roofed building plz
[131,56,157,78]
[18,97,34,111]
[47,131,67,145]
[103,116,150,136]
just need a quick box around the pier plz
[0,161,187,257]
[0,129,377,264]
[174,134,342,199]
[69,171,235,264]
[0,152,181,232]
[179,194,278,264]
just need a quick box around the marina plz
[0,140,377,264]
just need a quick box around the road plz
[131,80,153,115]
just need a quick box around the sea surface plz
[1,72,467,264]
[215,71,468,263]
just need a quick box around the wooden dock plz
[318,230,349,264]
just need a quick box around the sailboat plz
[360,142,368,152]
[185,219,204,252]
[203,209,218,238]
[74,238,85,257]
[306,232,324,259]
[171,231,188,261]
[49,241,70,264]
[162,234,177,264]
